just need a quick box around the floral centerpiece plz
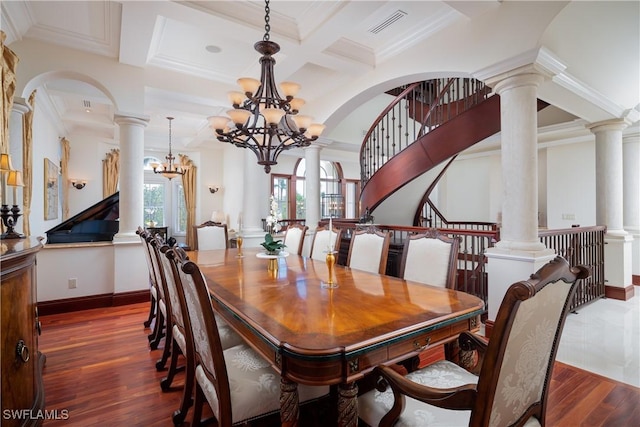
[260,233,286,255]
[265,195,282,234]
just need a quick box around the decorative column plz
[240,149,270,247]
[590,120,634,299]
[623,131,640,286]
[484,67,555,324]
[113,113,148,241]
[305,144,321,231]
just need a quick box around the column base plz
[485,246,556,322]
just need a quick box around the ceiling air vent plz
[368,10,407,35]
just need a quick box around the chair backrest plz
[137,226,157,288]
[157,237,185,332]
[309,225,342,261]
[399,230,459,288]
[172,246,232,422]
[346,227,391,274]
[193,221,229,250]
[283,223,308,256]
[146,233,167,304]
[471,256,590,426]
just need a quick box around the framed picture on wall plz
[44,158,59,220]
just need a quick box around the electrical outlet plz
[68,278,77,289]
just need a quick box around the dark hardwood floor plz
[39,302,639,426]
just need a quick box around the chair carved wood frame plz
[283,223,308,256]
[399,228,460,290]
[193,221,229,250]
[364,256,590,427]
[346,226,392,275]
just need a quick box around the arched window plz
[271,158,347,221]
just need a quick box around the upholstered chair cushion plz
[196,225,228,250]
[283,225,307,256]
[310,229,338,261]
[197,343,328,424]
[359,360,540,427]
[348,232,387,274]
[403,238,453,287]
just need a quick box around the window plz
[143,156,187,236]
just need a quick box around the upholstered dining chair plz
[283,223,308,255]
[158,240,244,425]
[193,221,229,250]
[137,226,158,330]
[309,224,342,261]
[171,246,329,426]
[399,229,459,289]
[346,226,391,274]
[358,256,590,427]
[143,231,167,351]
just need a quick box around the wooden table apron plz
[190,247,484,424]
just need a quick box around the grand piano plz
[45,192,119,244]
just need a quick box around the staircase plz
[360,78,548,224]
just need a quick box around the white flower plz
[266,196,282,232]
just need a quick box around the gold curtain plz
[21,91,36,236]
[1,31,19,154]
[102,148,119,197]
[60,137,70,220]
[180,154,196,249]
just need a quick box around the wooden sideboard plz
[1,237,45,426]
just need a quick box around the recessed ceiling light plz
[205,45,221,54]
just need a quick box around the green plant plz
[260,233,286,254]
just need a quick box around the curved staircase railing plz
[359,78,490,185]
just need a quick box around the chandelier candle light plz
[151,117,187,180]
[208,0,325,173]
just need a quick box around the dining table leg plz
[337,382,359,427]
[280,377,299,427]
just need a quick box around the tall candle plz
[329,216,332,232]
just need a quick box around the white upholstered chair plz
[346,227,391,274]
[158,240,243,425]
[137,226,158,330]
[358,256,590,427]
[172,246,328,426]
[193,221,229,250]
[309,224,342,261]
[283,223,308,255]
[399,230,459,289]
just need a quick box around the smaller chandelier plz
[208,0,325,173]
[151,116,187,180]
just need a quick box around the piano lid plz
[45,192,119,244]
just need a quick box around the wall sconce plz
[208,185,220,194]
[70,180,87,190]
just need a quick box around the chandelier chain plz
[263,0,271,41]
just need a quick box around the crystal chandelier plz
[151,116,186,180]
[208,0,325,173]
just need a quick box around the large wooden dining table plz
[189,247,484,427]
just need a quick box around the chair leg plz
[149,310,165,350]
[172,347,194,426]
[192,382,205,427]
[156,320,173,371]
[161,338,184,390]
[144,290,156,328]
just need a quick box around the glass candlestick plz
[322,251,338,288]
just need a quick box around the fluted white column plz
[623,131,640,282]
[484,68,555,322]
[114,113,148,240]
[305,145,321,229]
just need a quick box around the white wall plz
[546,140,596,229]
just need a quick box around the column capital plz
[114,112,150,127]
[588,119,628,134]
[488,68,546,95]
[304,144,322,153]
[11,97,31,115]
